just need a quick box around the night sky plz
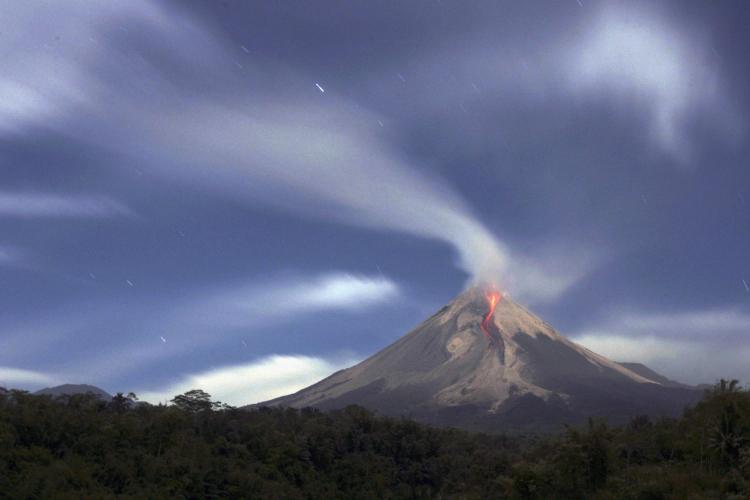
[2,0,749,405]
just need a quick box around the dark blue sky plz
[1,0,749,404]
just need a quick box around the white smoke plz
[0,1,599,295]
[0,1,512,285]
[126,99,512,283]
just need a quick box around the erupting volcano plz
[261,285,702,432]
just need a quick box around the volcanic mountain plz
[264,287,702,432]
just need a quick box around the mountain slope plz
[264,287,701,431]
[616,362,689,389]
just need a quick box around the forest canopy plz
[1,381,749,498]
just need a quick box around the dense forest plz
[1,382,749,499]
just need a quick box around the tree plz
[110,393,130,412]
[110,392,139,412]
[170,389,222,413]
[708,380,745,468]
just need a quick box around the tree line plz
[1,381,749,498]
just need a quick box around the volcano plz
[263,287,702,431]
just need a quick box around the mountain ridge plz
[34,384,112,401]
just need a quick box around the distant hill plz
[34,384,111,401]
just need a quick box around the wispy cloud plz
[171,272,401,330]
[0,301,126,363]
[573,307,750,384]
[0,1,164,133]
[407,4,735,164]
[52,272,398,382]
[136,354,358,407]
[0,191,133,218]
[0,272,398,385]
[564,5,732,162]
[117,96,514,286]
[575,307,750,340]
[575,334,750,387]
[0,366,54,388]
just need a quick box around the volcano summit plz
[264,287,701,431]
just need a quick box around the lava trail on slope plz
[480,288,506,360]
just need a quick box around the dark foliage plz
[1,381,749,498]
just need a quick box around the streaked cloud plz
[260,273,400,312]
[136,354,358,407]
[575,307,750,340]
[176,272,401,329]
[51,272,399,382]
[0,1,166,133]
[0,191,132,218]
[573,308,750,384]
[116,96,514,286]
[0,366,54,388]
[408,4,735,164]
[575,334,750,387]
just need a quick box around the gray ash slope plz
[263,287,701,432]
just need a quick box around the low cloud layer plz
[0,366,54,388]
[574,307,750,384]
[37,272,400,383]
[575,307,750,340]
[137,354,358,407]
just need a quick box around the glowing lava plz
[480,288,501,340]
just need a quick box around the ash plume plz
[0,1,512,285]
[0,0,605,297]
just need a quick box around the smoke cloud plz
[132,100,512,284]
[0,1,513,286]
[6,1,679,297]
